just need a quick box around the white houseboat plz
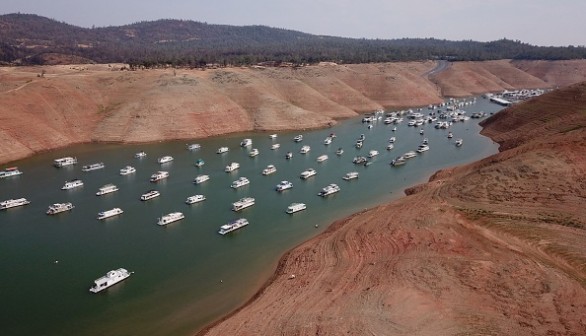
[89,268,132,293]
[97,208,124,220]
[150,171,169,182]
[231,177,250,189]
[140,190,160,201]
[318,184,341,197]
[0,198,31,210]
[157,212,185,226]
[82,162,105,172]
[54,157,77,168]
[95,184,119,196]
[157,156,174,164]
[286,203,307,214]
[46,202,74,215]
[185,195,206,204]
[194,174,210,184]
[61,179,84,190]
[218,218,249,235]
[262,165,277,175]
[225,162,240,172]
[119,166,136,175]
[0,167,23,179]
[232,197,255,211]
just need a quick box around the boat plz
[82,162,105,172]
[300,168,317,180]
[455,138,464,147]
[389,137,396,143]
[386,144,394,151]
[293,134,303,142]
[318,184,341,197]
[150,171,169,182]
[119,166,136,175]
[249,148,259,157]
[157,212,185,226]
[187,143,201,151]
[194,174,210,184]
[89,268,132,293]
[232,197,255,211]
[134,151,147,159]
[447,132,454,139]
[342,171,359,181]
[97,208,123,220]
[329,133,337,138]
[0,167,23,179]
[157,156,174,164]
[218,218,249,235]
[61,179,84,190]
[368,150,379,158]
[403,151,417,159]
[53,157,77,168]
[262,165,277,175]
[225,162,240,172]
[355,141,363,149]
[358,134,366,141]
[286,203,307,214]
[316,154,328,162]
[96,184,119,196]
[46,202,74,215]
[422,138,429,145]
[300,145,311,154]
[269,134,278,139]
[392,127,397,132]
[276,180,293,192]
[271,143,280,150]
[231,177,250,189]
[185,195,206,204]
[416,144,430,153]
[352,156,367,164]
[140,190,160,201]
[391,156,407,166]
[0,198,31,210]
[285,152,293,160]
[323,137,332,145]
[240,138,253,147]
[195,159,205,167]
[336,148,344,155]
[217,147,229,154]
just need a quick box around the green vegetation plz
[2,13,586,67]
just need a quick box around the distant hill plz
[1,13,586,66]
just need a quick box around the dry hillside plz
[200,83,586,335]
[2,60,586,165]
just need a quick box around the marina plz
[0,97,503,336]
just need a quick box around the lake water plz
[0,98,503,335]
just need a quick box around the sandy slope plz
[2,60,586,165]
[200,83,586,335]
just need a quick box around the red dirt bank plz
[2,60,586,165]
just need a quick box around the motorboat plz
[455,138,463,147]
[293,135,303,142]
[318,184,341,197]
[352,156,367,164]
[187,143,201,151]
[185,195,206,204]
[355,141,363,149]
[157,212,185,226]
[157,156,173,164]
[285,152,293,160]
[367,150,379,158]
[61,179,83,190]
[389,137,396,143]
[271,144,280,150]
[262,165,277,175]
[276,180,293,192]
[269,134,278,139]
[391,156,407,166]
[225,162,240,172]
[134,151,147,159]
[286,203,307,214]
[119,166,136,175]
[300,145,311,154]
[53,157,77,168]
[422,138,429,145]
[240,138,252,147]
[232,197,255,211]
[97,208,123,220]
[323,137,332,145]
[231,177,250,189]
[194,174,210,184]
[447,132,454,139]
[82,162,105,172]
[342,172,359,181]
[217,147,229,154]
[249,148,259,157]
[96,184,119,196]
[195,159,205,167]
[403,151,417,159]
[300,168,317,180]
[416,144,430,153]
[316,154,328,162]
[0,198,30,210]
[336,148,344,155]
[46,202,74,215]
[386,144,394,151]
[0,167,23,179]
[89,268,132,293]
[150,171,169,182]
[140,190,160,201]
[218,218,249,235]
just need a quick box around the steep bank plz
[200,83,586,335]
[2,60,586,165]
